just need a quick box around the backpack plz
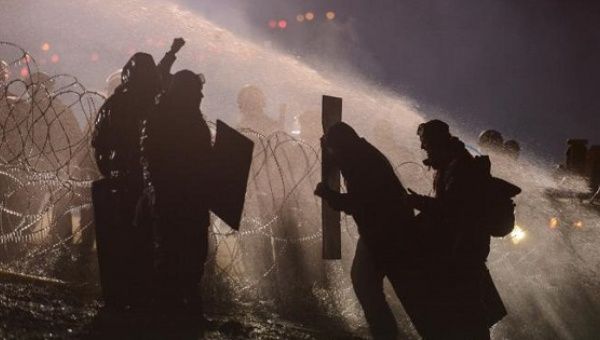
[474,156,522,237]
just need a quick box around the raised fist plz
[170,38,186,54]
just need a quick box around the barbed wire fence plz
[0,42,439,334]
[0,41,379,330]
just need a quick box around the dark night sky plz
[180,0,600,162]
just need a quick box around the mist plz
[1,0,599,338]
[178,0,600,162]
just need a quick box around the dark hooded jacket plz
[92,52,160,182]
[416,136,490,264]
[415,136,507,332]
[321,123,415,266]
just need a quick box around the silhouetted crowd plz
[91,38,522,339]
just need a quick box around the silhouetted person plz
[314,122,424,340]
[236,85,280,134]
[145,70,212,313]
[408,120,507,339]
[92,52,161,309]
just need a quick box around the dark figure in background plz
[408,120,506,339]
[503,139,520,161]
[478,129,504,155]
[236,85,280,134]
[145,70,212,312]
[92,52,161,309]
[314,123,425,340]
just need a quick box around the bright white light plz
[510,225,526,244]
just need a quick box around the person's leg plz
[386,257,436,339]
[351,239,398,340]
[179,218,209,314]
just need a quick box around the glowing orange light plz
[268,19,277,29]
[296,14,305,22]
[278,20,287,29]
[51,54,60,63]
[305,12,315,21]
[549,217,559,229]
[41,42,50,52]
[20,67,29,78]
[326,11,336,20]
[90,52,100,62]
[574,221,584,228]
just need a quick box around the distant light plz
[90,52,100,62]
[549,217,559,229]
[326,11,336,20]
[296,14,305,22]
[20,67,29,78]
[268,19,277,29]
[278,20,287,29]
[305,12,315,21]
[291,116,301,135]
[51,54,60,63]
[573,220,584,228]
[41,42,50,52]
[510,225,526,245]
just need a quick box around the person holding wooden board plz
[314,122,428,340]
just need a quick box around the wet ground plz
[0,280,366,340]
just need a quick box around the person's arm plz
[314,182,361,214]
[157,38,185,89]
[315,170,395,215]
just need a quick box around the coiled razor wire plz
[0,42,439,330]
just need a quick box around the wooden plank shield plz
[210,120,255,230]
[322,95,342,260]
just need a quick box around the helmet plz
[478,129,504,149]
